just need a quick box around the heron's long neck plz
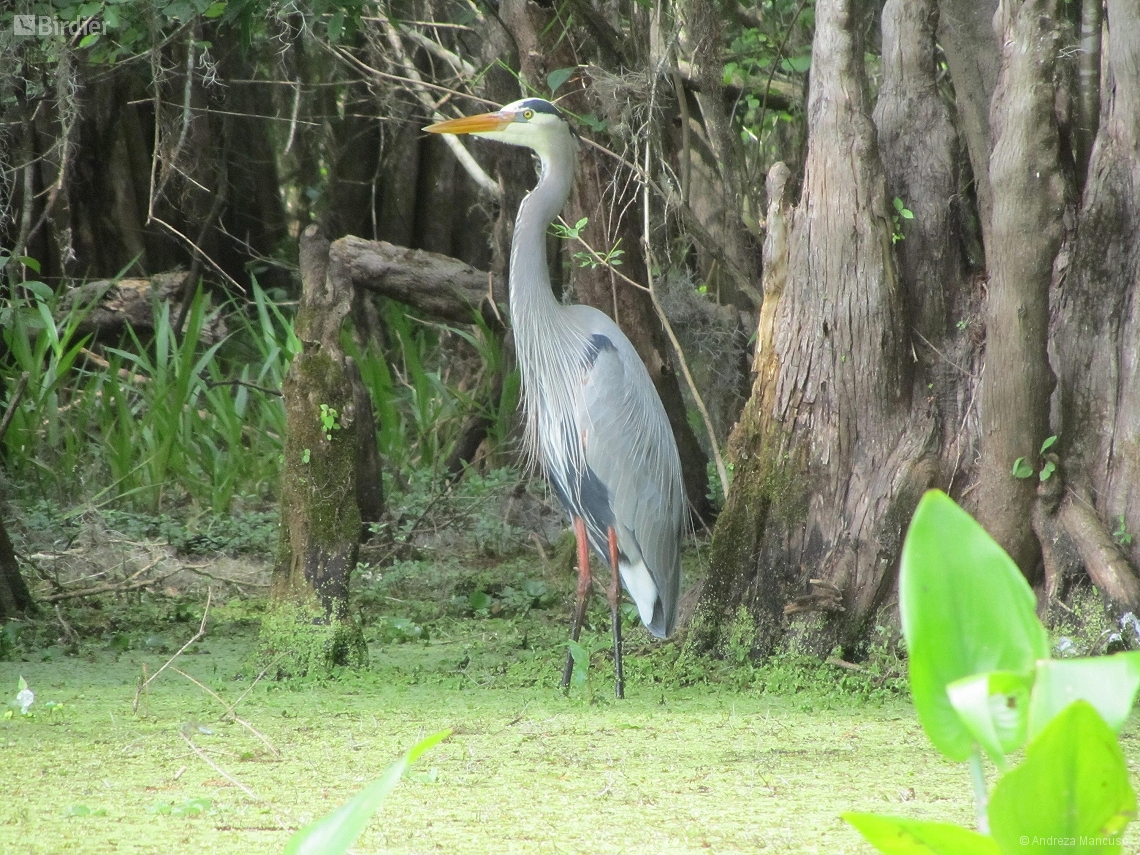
[508,141,585,464]
[508,147,574,335]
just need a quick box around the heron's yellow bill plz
[424,111,514,135]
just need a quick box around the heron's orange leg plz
[607,526,625,699]
[561,517,592,690]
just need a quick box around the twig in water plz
[180,730,260,800]
[133,587,212,711]
[172,667,280,759]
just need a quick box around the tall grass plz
[345,302,517,473]
[1,279,296,513]
[2,279,518,517]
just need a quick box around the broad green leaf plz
[16,256,40,273]
[284,729,450,855]
[780,54,812,73]
[843,813,1002,855]
[989,702,1134,853]
[203,1,226,17]
[1011,457,1034,478]
[1040,435,1057,453]
[946,671,1032,769]
[900,491,1049,761]
[1027,653,1140,741]
[23,280,52,300]
[327,10,345,42]
[547,67,576,94]
[989,706,1130,852]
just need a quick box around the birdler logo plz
[13,15,105,38]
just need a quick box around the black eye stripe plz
[518,98,563,119]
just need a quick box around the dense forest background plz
[2,0,1138,663]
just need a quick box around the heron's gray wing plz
[572,313,685,637]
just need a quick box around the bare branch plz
[368,14,500,197]
[133,587,212,710]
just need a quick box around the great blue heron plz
[425,98,684,699]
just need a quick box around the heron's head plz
[425,98,573,160]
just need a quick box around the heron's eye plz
[523,109,535,120]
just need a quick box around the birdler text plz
[14,16,106,37]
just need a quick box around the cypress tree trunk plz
[694,0,941,658]
[972,0,1065,580]
[1045,0,1140,610]
[258,226,367,675]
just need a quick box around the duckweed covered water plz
[2,582,1137,853]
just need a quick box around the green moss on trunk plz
[253,600,367,677]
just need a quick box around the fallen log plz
[328,236,506,330]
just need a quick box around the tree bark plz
[260,226,366,675]
[1047,0,1140,611]
[694,0,939,658]
[873,0,961,339]
[973,0,1065,580]
[328,236,505,328]
[0,513,34,620]
[937,0,1001,254]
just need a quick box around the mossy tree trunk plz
[259,225,367,675]
[693,0,948,658]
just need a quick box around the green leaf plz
[79,32,100,48]
[989,701,1135,853]
[1039,461,1055,481]
[284,730,450,855]
[566,639,589,690]
[781,54,812,73]
[1027,653,1140,741]
[164,1,194,21]
[17,676,27,692]
[946,670,1032,769]
[547,67,576,94]
[843,813,1002,854]
[23,280,52,300]
[1040,435,1057,453]
[16,256,40,273]
[327,10,345,42]
[468,590,492,611]
[899,491,1049,761]
[1011,457,1034,478]
[203,1,226,17]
